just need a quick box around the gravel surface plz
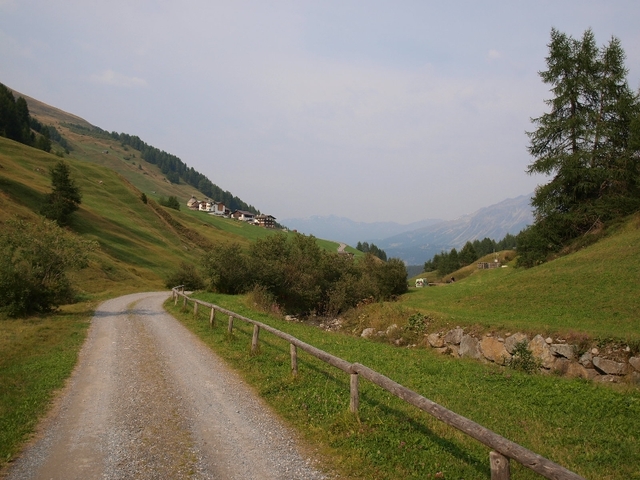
[5,292,329,479]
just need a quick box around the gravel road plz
[6,292,328,480]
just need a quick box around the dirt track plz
[5,292,327,479]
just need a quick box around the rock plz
[591,348,599,355]
[579,352,593,368]
[386,324,399,336]
[433,347,449,355]
[480,336,510,364]
[448,344,460,357]
[593,357,628,376]
[427,333,445,348]
[552,358,571,375]
[550,344,575,360]
[584,368,600,380]
[504,333,529,354]
[361,328,375,339]
[444,328,464,345]
[629,357,640,372]
[594,374,619,383]
[565,362,590,379]
[529,335,555,369]
[629,371,640,385]
[459,335,482,360]
[545,337,553,344]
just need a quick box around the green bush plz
[158,195,180,210]
[201,233,408,316]
[506,340,540,374]
[0,218,96,317]
[164,261,205,291]
[202,243,252,294]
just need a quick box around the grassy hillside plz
[0,133,303,297]
[400,214,640,340]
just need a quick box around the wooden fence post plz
[251,325,260,354]
[194,301,199,318]
[227,315,234,334]
[350,373,359,413]
[490,451,510,480]
[174,292,178,306]
[182,295,187,311]
[290,344,298,377]
[209,307,216,328]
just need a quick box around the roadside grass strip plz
[0,307,90,469]
[166,293,640,480]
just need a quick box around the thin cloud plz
[487,49,502,60]
[91,69,147,88]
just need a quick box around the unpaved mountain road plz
[5,292,328,480]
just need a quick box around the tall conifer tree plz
[520,28,640,265]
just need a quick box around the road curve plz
[6,292,327,480]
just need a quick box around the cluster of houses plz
[186,196,276,228]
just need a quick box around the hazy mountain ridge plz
[280,215,443,246]
[284,195,533,265]
[379,194,534,264]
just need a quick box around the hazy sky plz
[2,1,639,223]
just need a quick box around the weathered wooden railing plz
[171,287,585,480]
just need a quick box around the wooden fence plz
[171,287,585,480]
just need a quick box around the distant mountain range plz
[283,194,534,265]
[281,216,444,246]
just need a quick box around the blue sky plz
[2,1,639,223]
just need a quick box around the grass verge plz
[0,303,92,470]
[166,292,640,480]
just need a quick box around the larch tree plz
[519,28,640,266]
[41,160,82,226]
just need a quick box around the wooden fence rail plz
[171,288,585,480]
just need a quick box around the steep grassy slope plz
[13,88,212,205]
[400,214,640,340]
[0,136,283,297]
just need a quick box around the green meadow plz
[167,291,640,479]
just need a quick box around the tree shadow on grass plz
[0,175,46,213]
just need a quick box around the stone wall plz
[362,325,640,384]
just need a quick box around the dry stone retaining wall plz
[370,326,640,384]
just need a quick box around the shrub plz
[201,233,409,316]
[165,261,205,291]
[158,195,180,210]
[0,218,96,317]
[202,243,252,294]
[506,340,540,374]
[405,313,428,334]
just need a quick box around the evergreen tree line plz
[518,29,640,267]
[355,241,387,261]
[111,131,258,214]
[200,233,408,316]
[424,234,517,276]
[0,82,66,153]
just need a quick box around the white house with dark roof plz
[232,210,255,222]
